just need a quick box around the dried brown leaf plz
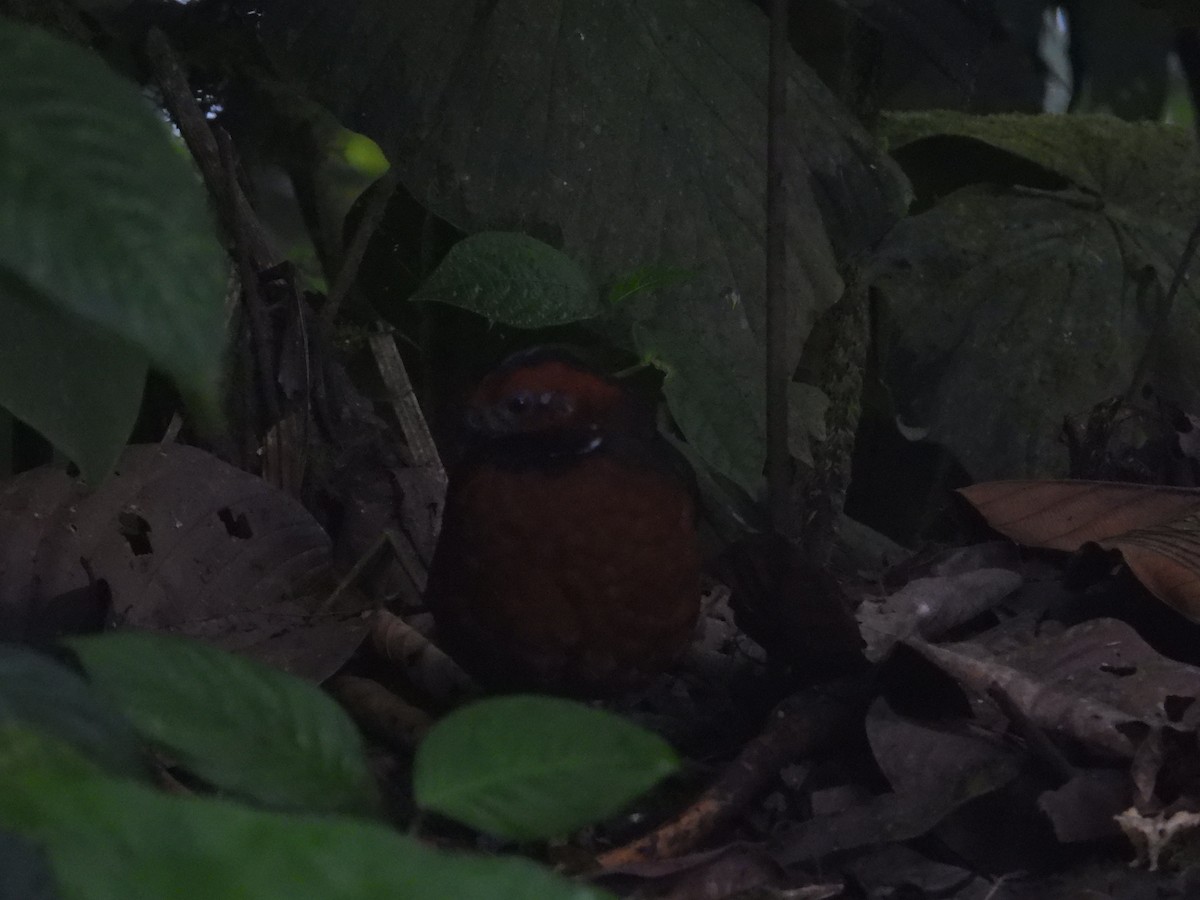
[0,444,370,680]
[907,619,1200,761]
[960,480,1200,622]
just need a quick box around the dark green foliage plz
[0,19,226,480]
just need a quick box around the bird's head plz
[465,349,630,444]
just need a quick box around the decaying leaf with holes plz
[0,444,370,680]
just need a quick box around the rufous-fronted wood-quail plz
[425,348,701,695]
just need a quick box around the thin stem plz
[765,0,791,535]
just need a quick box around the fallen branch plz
[594,676,871,869]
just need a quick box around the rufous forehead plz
[472,360,623,409]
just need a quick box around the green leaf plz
[881,111,1196,204]
[0,644,147,780]
[0,723,102,782]
[658,426,768,539]
[0,830,58,900]
[338,130,390,179]
[633,317,765,498]
[411,232,600,327]
[0,272,146,482]
[0,19,227,472]
[871,115,1200,480]
[413,695,678,841]
[0,727,611,900]
[66,633,376,815]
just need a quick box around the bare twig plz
[594,677,869,869]
[144,28,276,269]
[217,129,281,427]
[314,529,428,619]
[147,27,285,436]
[368,329,444,476]
[322,170,402,327]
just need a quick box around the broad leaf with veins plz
[258,0,908,493]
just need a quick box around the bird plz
[424,348,701,696]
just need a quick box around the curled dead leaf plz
[959,480,1200,623]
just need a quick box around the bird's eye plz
[507,392,533,414]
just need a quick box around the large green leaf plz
[0,644,146,780]
[0,19,227,477]
[881,111,1196,203]
[413,695,679,841]
[872,113,1200,479]
[0,273,146,482]
[67,633,375,815]
[0,727,610,900]
[633,314,765,498]
[0,830,58,900]
[259,0,910,496]
[411,232,600,327]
